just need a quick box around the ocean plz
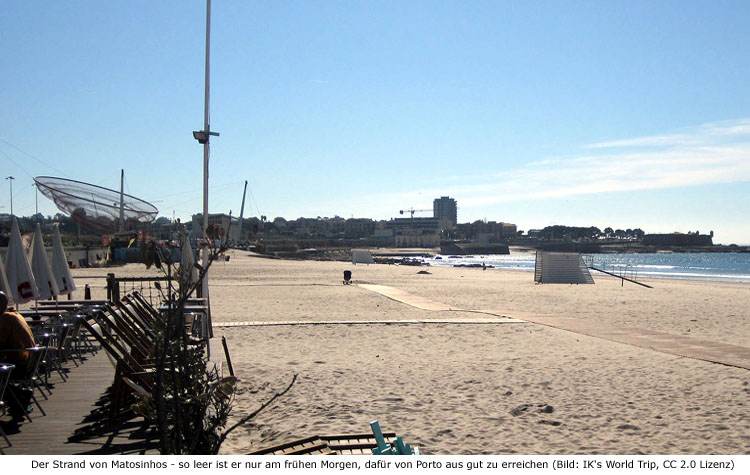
[421,251,750,283]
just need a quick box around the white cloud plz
[314,119,750,219]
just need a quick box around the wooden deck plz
[1,350,156,455]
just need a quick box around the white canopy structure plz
[180,237,198,289]
[5,218,39,303]
[351,249,375,265]
[51,223,76,295]
[0,253,13,304]
[30,223,60,300]
[534,251,594,284]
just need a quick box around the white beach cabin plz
[351,249,375,265]
[534,251,594,284]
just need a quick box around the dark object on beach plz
[511,403,554,417]
[417,270,431,275]
[538,420,562,426]
[343,270,352,285]
[399,258,427,266]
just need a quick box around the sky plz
[1,0,749,244]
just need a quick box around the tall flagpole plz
[202,0,211,301]
[193,0,218,335]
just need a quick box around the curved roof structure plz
[34,176,158,230]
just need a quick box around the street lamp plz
[5,176,15,216]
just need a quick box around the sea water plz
[422,251,750,283]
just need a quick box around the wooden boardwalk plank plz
[1,350,132,455]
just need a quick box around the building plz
[433,196,457,230]
[344,218,376,239]
[387,217,441,247]
[455,220,517,242]
[191,213,242,243]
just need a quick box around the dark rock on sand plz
[510,403,554,417]
[510,404,531,417]
[538,420,562,426]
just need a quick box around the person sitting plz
[0,291,36,421]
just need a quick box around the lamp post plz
[193,0,219,304]
[5,176,14,216]
[32,182,38,217]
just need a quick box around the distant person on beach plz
[0,291,36,421]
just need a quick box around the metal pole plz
[238,180,247,242]
[5,176,14,216]
[119,169,125,232]
[201,0,212,300]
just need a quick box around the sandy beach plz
[73,251,750,454]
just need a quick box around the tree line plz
[532,225,645,241]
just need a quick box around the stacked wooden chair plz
[80,291,210,423]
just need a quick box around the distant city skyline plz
[1,1,749,244]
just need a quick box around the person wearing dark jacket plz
[0,291,36,422]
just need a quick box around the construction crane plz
[399,207,432,221]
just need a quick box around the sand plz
[70,251,750,454]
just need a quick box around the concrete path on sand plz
[214,318,525,327]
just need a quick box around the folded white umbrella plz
[0,252,13,305]
[51,223,76,295]
[180,237,198,288]
[5,217,39,303]
[30,222,60,300]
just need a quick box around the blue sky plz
[1,1,749,243]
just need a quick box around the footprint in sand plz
[616,424,641,431]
